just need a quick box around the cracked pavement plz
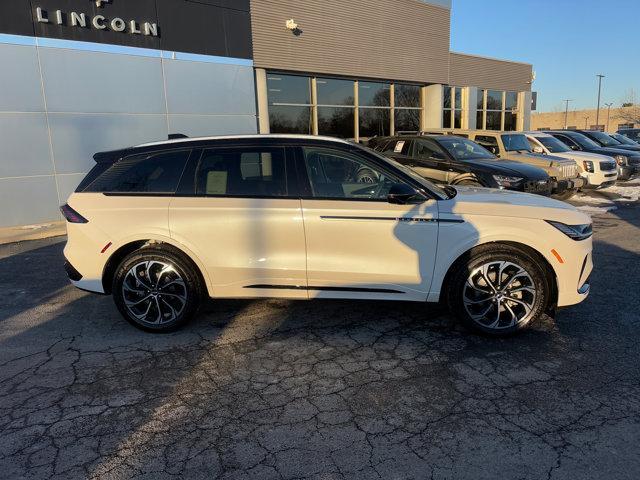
[1,205,639,479]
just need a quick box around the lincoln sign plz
[35,6,159,37]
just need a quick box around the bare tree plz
[616,89,640,125]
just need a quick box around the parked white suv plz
[525,132,618,188]
[62,135,593,336]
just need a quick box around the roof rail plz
[168,133,189,140]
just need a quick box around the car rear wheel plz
[446,245,549,336]
[112,247,203,332]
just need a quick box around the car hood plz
[506,151,575,167]
[593,146,640,157]
[610,144,640,152]
[439,185,590,223]
[550,151,615,162]
[462,159,548,179]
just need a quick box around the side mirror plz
[489,146,499,155]
[570,145,579,151]
[387,183,421,204]
[533,146,544,154]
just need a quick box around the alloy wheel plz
[121,260,187,325]
[462,261,537,330]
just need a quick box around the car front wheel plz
[446,245,549,336]
[112,247,203,332]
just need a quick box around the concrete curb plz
[0,221,67,245]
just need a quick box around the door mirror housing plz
[387,183,422,204]
[533,146,544,154]
[570,144,579,151]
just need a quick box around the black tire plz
[552,189,577,201]
[112,247,204,332]
[446,245,549,336]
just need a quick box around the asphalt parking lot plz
[1,193,640,479]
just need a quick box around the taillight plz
[60,204,88,223]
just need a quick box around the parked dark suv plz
[616,128,640,143]
[573,129,640,153]
[545,130,640,181]
[369,135,552,195]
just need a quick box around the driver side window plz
[413,139,446,160]
[302,147,401,200]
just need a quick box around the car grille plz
[600,161,617,171]
[523,180,552,195]
[560,163,578,179]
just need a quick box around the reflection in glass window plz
[476,110,484,130]
[486,90,503,110]
[505,91,518,110]
[504,112,517,131]
[317,78,355,106]
[454,87,462,109]
[359,82,390,107]
[359,108,390,138]
[395,109,420,132]
[454,110,462,129]
[269,105,312,134]
[486,111,502,130]
[443,109,452,129]
[395,84,421,108]
[443,87,452,109]
[266,74,311,105]
[318,107,354,138]
[477,89,485,110]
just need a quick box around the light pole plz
[595,74,605,128]
[563,99,573,129]
[584,116,589,129]
[604,102,613,132]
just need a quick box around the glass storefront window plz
[486,111,502,130]
[395,84,421,108]
[317,78,355,106]
[504,112,517,131]
[476,110,484,130]
[505,91,518,110]
[359,81,390,107]
[443,109,452,128]
[454,87,462,110]
[486,90,503,111]
[267,74,311,105]
[443,87,451,109]
[395,109,420,132]
[359,108,390,138]
[477,89,485,110]
[454,110,462,129]
[317,107,354,138]
[269,105,312,134]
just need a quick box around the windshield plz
[612,134,636,145]
[570,133,601,149]
[438,137,496,160]
[359,145,450,199]
[502,134,532,152]
[537,135,571,153]
[587,130,622,147]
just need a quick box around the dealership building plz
[0,0,534,227]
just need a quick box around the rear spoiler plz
[92,133,189,163]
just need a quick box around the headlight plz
[546,220,593,241]
[492,175,523,188]
[614,154,628,165]
[582,160,594,173]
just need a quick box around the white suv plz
[62,135,593,336]
[525,132,618,188]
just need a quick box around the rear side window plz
[195,147,288,197]
[83,150,190,193]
